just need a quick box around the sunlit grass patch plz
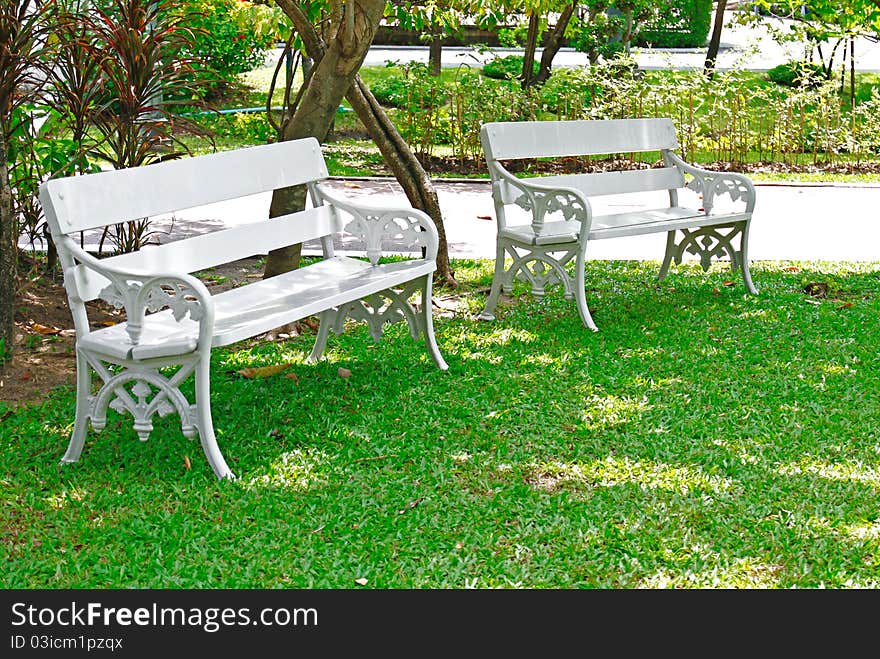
[526,456,738,496]
[640,558,785,589]
[244,448,333,491]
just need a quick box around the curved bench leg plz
[658,230,676,281]
[739,222,758,294]
[62,350,92,464]
[307,310,334,363]
[575,249,598,332]
[194,355,235,480]
[421,275,448,371]
[478,240,508,321]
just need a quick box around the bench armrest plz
[665,151,756,214]
[313,184,440,264]
[493,165,593,237]
[59,236,215,348]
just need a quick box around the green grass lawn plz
[3,259,879,588]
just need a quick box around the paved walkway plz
[52,178,877,263]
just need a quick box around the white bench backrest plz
[481,118,686,203]
[41,138,328,234]
[481,118,679,161]
[39,138,343,303]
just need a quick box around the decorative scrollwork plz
[98,276,205,344]
[139,279,205,322]
[343,213,429,265]
[326,281,422,341]
[513,188,588,236]
[505,245,578,298]
[686,174,752,213]
[669,224,744,271]
[90,369,198,442]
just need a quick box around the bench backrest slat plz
[41,138,328,235]
[498,167,685,204]
[70,205,341,302]
[481,118,679,161]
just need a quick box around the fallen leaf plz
[337,367,351,379]
[838,302,853,309]
[354,577,368,586]
[804,298,821,305]
[101,321,117,327]
[237,363,293,379]
[30,322,61,335]
[183,455,191,470]
[476,215,493,220]
[455,542,464,550]
[784,266,801,272]
[712,288,720,295]
[20,373,31,381]
[284,372,300,383]
[722,281,735,287]
[344,182,362,189]
[398,497,424,514]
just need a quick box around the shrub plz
[371,74,409,108]
[767,60,826,88]
[482,55,538,81]
[176,0,287,96]
[637,0,712,48]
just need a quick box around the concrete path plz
[51,178,877,263]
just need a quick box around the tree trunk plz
[704,0,728,79]
[346,77,455,285]
[428,33,442,76]
[264,0,386,278]
[534,2,577,86]
[850,36,856,110]
[267,0,455,285]
[520,13,540,89]
[0,140,16,363]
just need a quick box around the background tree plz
[265,0,456,285]
[746,0,880,106]
[0,0,55,364]
[704,0,727,79]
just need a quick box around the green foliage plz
[482,55,537,81]
[767,60,827,88]
[637,0,713,48]
[175,0,287,96]
[566,7,629,64]
[370,74,410,108]
[196,110,275,145]
[4,261,880,588]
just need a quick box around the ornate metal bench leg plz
[574,251,598,332]
[421,275,448,371]
[739,222,758,294]
[306,309,333,364]
[478,240,507,321]
[62,350,92,464]
[194,356,235,480]
[658,230,676,281]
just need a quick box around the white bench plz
[478,118,758,329]
[39,138,448,480]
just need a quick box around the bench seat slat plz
[72,206,341,302]
[499,167,686,204]
[500,207,750,246]
[79,256,436,360]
